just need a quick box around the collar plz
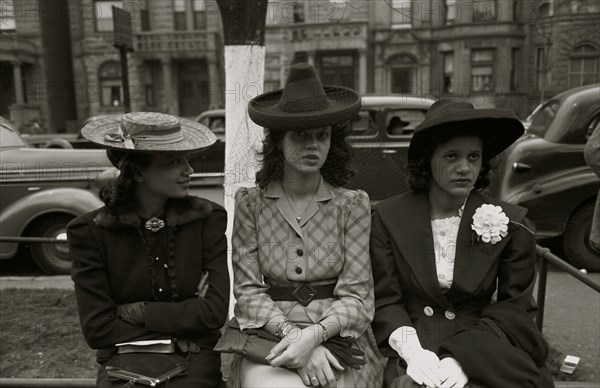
[93,196,214,229]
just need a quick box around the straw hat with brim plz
[248,63,361,131]
[408,100,524,162]
[81,112,216,153]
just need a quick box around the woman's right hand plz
[403,348,444,388]
[266,326,320,369]
[297,346,345,388]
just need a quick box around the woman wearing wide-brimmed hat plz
[370,100,554,388]
[68,112,229,387]
[220,63,384,387]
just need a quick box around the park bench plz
[0,237,598,387]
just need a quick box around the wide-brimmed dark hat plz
[248,63,361,131]
[81,112,216,153]
[408,99,524,162]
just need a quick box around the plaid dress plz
[231,179,384,387]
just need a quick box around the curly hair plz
[99,149,153,213]
[406,126,495,191]
[255,120,355,189]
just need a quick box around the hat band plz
[103,124,184,149]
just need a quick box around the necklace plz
[145,216,165,232]
[283,189,317,223]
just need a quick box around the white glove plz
[389,326,444,388]
[439,357,469,388]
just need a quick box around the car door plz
[346,107,411,201]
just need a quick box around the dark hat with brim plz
[248,63,361,131]
[81,112,216,153]
[408,100,524,162]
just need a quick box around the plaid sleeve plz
[232,187,286,331]
[319,190,375,339]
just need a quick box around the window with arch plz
[388,54,417,94]
[569,44,599,88]
[98,61,123,107]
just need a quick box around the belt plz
[267,283,336,307]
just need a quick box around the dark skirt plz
[97,348,224,388]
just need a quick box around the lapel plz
[377,191,451,308]
[263,178,333,240]
[445,191,527,299]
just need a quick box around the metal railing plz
[535,245,600,332]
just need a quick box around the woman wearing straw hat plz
[68,112,229,387]
[371,100,554,388]
[224,63,383,387]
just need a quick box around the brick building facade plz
[1,0,598,132]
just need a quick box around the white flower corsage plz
[471,204,509,244]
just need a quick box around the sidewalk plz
[0,276,74,290]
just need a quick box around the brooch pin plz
[145,217,165,232]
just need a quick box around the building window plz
[472,0,498,22]
[193,0,206,29]
[442,52,454,93]
[513,0,519,21]
[387,54,417,94]
[293,3,305,23]
[95,1,123,32]
[173,0,187,30]
[535,47,552,91]
[320,54,356,89]
[391,0,412,29]
[570,0,600,13]
[569,44,599,87]
[141,0,150,31]
[539,0,554,16]
[99,61,123,107]
[445,0,458,24]
[0,0,16,31]
[510,48,519,91]
[470,49,494,92]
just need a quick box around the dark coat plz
[371,190,551,387]
[68,196,230,356]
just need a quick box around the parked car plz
[0,116,112,274]
[485,84,600,271]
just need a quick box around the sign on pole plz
[112,6,133,49]
[112,6,133,113]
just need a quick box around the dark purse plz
[101,342,188,387]
[214,319,366,370]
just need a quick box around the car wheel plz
[562,201,600,272]
[29,214,74,275]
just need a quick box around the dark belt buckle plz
[292,283,317,307]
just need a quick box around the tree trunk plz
[217,0,268,316]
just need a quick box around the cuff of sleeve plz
[318,315,341,339]
[389,326,421,359]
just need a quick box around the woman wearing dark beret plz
[371,100,554,388]
[68,112,229,387]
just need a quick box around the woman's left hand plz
[266,326,320,369]
[439,357,469,388]
[116,302,146,325]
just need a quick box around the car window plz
[348,110,378,139]
[208,117,225,134]
[0,122,26,148]
[385,109,427,138]
[528,100,559,138]
[585,114,600,142]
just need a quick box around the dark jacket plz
[371,190,552,386]
[68,196,230,356]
